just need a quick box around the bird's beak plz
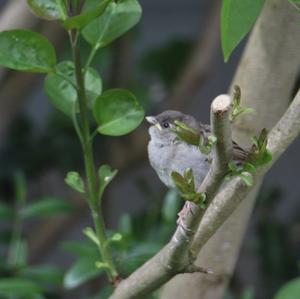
[145,116,162,131]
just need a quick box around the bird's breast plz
[148,140,211,188]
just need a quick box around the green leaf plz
[118,214,132,236]
[83,0,142,49]
[198,192,207,208]
[170,171,189,194]
[45,61,102,117]
[221,0,265,61]
[27,0,67,20]
[8,239,28,268]
[251,149,272,167]
[0,202,13,219]
[228,161,238,173]
[0,29,56,72]
[243,162,256,173]
[247,129,272,167]
[63,0,112,30]
[239,172,254,187]
[110,233,122,242]
[98,164,118,201]
[18,264,64,285]
[231,86,255,121]
[199,134,217,155]
[64,257,102,289]
[0,278,43,297]
[20,197,74,219]
[275,277,300,299]
[257,128,268,149]
[173,120,200,146]
[62,240,99,258]
[183,168,195,191]
[65,171,85,193]
[93,89,144,136]
[258,149,272,166]
[83,227,99,246]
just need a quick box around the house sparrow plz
[146,110,247,189]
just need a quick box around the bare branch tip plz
[211,94,231,113]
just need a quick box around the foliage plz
[230,85,254,122]
[172,120,217,154]
[226,128,272,186]
[221,0,265,61]
[82,0,142,49]
[274,277,300,299]
[27,0,67,21]
[0,0,144,294]
[62,189,181,293]
[0,173,70,298]
[171,169,207,207]
[45,61,102,116]
[0,29,56,72]
[93,89,144,136]
[98,164,118,202]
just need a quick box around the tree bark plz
[160,0,300,298]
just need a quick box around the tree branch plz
[110,88,300,298]
[197,95,233,196]
[109,94,233,299]
[190,88,300,257]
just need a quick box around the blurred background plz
[0,0,299,299]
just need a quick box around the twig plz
[198,95,233,196]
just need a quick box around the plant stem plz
[7,207,23,267]
[85,45,98,70]
[71,31,118,281]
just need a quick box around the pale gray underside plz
[148,137,211,188]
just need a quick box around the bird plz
[146,110,248,189]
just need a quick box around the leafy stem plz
[84,3,114,70]
[230,85,254,122]
[70,30,118,281]
[7,173,26,267]
[85,45,99,70]
[55,70,78,90]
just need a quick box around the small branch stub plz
[211,94,232,114]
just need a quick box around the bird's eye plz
[163,122,169,128]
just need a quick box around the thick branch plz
[190,89,300,257]
[109,95,233,299]
[267,89,300,162]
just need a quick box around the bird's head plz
[146,110,199,144]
